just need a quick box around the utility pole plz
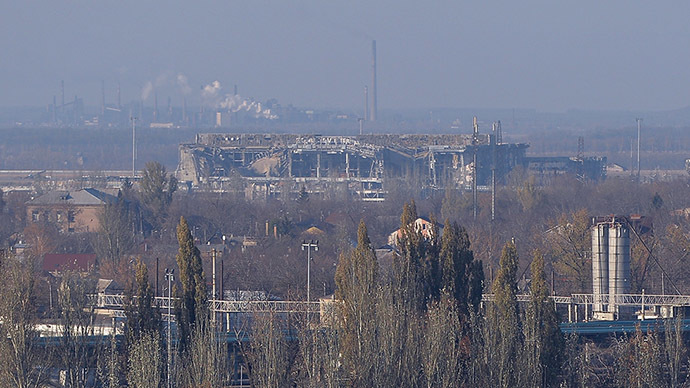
[164,268,174,388]
[211,248,218,325]
[131,116,138,178]
[472,116,479,220]
[301,240,318,303]
[212,248,217,299]
[636,118,642,182]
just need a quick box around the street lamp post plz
[165,268,174,388]
[131,116,137,178]
[301,240,318,303]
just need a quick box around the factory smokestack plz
[153,91,158,122]
[101,80,106,115]
[61,80,65,106]
[364,85,369,121]
[182,97,188,125]
[117,83,121,110]
[371,40,377,122]
[636,118,642,182]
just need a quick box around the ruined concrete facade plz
[175,133,603,200]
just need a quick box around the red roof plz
[43,254,96,273]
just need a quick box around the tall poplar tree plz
[395,200,438,312]
[490,240,522,388]
[335,220,379,385]
[439,220,480,314]
[524,250,564,387]
[139,161,177,230]
[124,259,160,340]
[174,216,207,348]
[94,192,134,264]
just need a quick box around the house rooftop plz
[27,188,118,206]
[42,253,97,273]
[96,279,124,295]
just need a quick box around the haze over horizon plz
[2,1,689,113]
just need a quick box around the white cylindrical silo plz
[608,222,631,314]
[591,223,609,312]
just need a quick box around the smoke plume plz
[202,80,278,120]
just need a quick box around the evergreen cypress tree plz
[174,216,208,348]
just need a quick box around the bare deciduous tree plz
[244,312,289,388]
[127,331,163,388]
[57,273,98,387]
[179,319,227,388]
[0,255,50,388]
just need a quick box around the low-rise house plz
[96,279,124,296]
[387,217,440,246]
[26,188,118,233]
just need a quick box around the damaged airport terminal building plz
[175,132,606,200]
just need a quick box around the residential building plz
[26,188,118,233]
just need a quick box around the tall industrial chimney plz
[101,80,106,115]
[117,82,121,110]
[364,86,369,121]
[153,91,158,122]
[636,118,642,182]
[183,97,188,125]
[371,40,377,122]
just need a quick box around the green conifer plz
[174,216,207,348]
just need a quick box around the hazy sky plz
[2,1,689,112]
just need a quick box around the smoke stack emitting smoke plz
[141,73,192,101]
[138,74,276,120]
[202,80,278,120]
